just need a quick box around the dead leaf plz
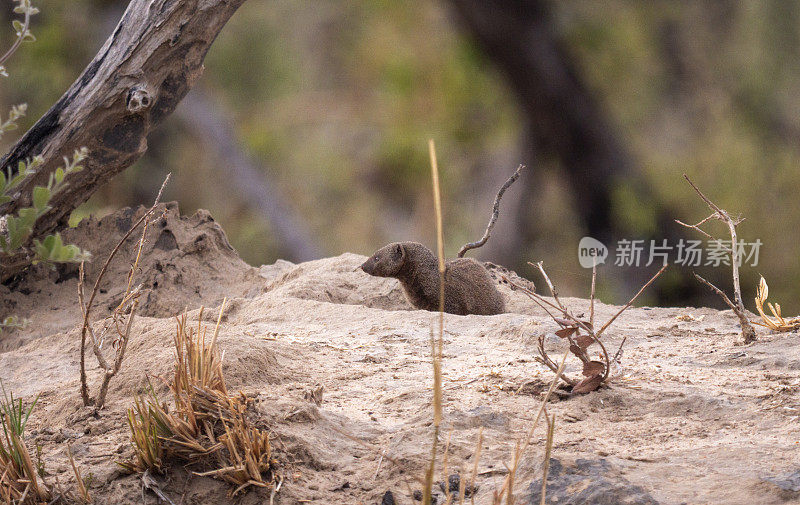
[582,360,605,377]
[569,344,586,359]
[572,374,603,394]
[576,334,595,349]
[555,327,578,339]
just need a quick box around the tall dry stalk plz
[423,138,446,505]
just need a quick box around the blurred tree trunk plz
[447,0,630,246]
[447,0,708,302]
[175,90,322,261]
[0,0,247,281]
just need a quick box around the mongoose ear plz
[393,243,404,262]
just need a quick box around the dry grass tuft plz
[0,386,48,504]
[754,276,800,332]
[122,301,276,496]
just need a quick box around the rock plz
[526,458,659,505]
[381,490,396,505]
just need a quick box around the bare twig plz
[95,298,138,409]
[589,263,597,329]
[79,174,170,407]
[458,164,523,258]
[612,336,628,363]
[511,261,665,392]
[693,273,737,311]
[676,174,757,343]
[596,264,668,338]
[0,7,31,67]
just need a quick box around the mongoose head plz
[360,242,406,277]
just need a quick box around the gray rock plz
[765,469,800,493]
[526,458,659,505]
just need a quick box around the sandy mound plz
[1,206,799,504]
[0,203,262,350]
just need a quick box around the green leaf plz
[61,244,81,262]
[12,20,24,35]
[7,207,38,250]
[54,167,64,184]
[32,186,50,211]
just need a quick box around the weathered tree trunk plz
[0,0,247,281]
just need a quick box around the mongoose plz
[360,242,505,315]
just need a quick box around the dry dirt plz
[1,205,799,505]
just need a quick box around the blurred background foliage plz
[2,0,800,311]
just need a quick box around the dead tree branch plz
[506,262,666,393]
[457,164,523,258]
[676,174,757,343]
[0,0,247,282]
[79,175,169,408]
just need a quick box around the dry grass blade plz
[495,349,568,504]
[754,276,800,331]
[539,414,556,505]
[424,138,445,505]
[68,444,91,504]
[0,388,49,504]
[458,427,483,505]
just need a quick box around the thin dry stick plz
[589,263,597,329]
[95,298,138,408]
[612,336,628,363]
[458,164,524,258]
[533,262,595,336]
[675,174,756,343]
[95,199,157,408]
[539,414,556,505]
[596,264,668,338]
[78,174,170,406]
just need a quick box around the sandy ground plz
[1,205,799,505]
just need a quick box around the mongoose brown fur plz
[360,242,505,315]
